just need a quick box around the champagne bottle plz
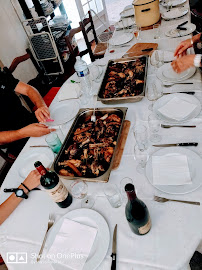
[34,161,72,208]
[125,184,151,235]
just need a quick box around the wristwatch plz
[4,188,28,199]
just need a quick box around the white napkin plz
[46,218,97,270]
[19,154,53,178]
[152,154,192,185]
[58,83,80,101]
[158,97,197,121]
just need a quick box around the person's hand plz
[171,55,195,73]
[35,106,50,123]
[23,170,41,190]
[174,38,193,58]
[19,123,56,138]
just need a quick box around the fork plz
[154,196,200,205]
[37,214,55,262]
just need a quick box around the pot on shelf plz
[133,0,160,27]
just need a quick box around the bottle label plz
[76,68,89,77]
[46,179,68,203]
[138,218,151,235]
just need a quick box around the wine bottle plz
[125,183,151,235]
[34,161,72,208]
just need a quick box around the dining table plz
[1,1,202,270]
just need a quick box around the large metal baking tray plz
[52,107,128,183]
[97,56,148,104]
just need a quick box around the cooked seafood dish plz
[100,57,146,99]
[57,112,122,178]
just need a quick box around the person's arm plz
[15,82,50,122]
[0,170,40,225]
[0,123,55,145]
[174,33,202,58]
[171,54,202,73]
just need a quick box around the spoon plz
[91,95,97,122]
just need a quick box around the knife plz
[111,224,117,270]
[176,21,188,29]
[161,124,196,128]
[153,143,198,147]
[163,92,195,95]
[142,48,153,52]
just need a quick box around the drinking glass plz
[133,125,149,151]
[122,17,129,32]
[134,25,141,41]
[153,24,161,39]
[104,184,122,208]
[120,177,133,201]
[146,81,163,111]
[45,133,62,154]
[70,180,95,209]
[148,113,162,143]
[150,50,164,69]
[134,145,148,174]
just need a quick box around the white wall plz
[0,0,38,83]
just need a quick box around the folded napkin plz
[158,97,197,121]
[46,218,97,270]
[19,154,53,178]
[58,83,80,101]
[152,153,192,185]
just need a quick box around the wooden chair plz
[65,11,107,62]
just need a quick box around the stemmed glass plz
[70,180,95,209]
[150,50,164,69]
[134,25,141,41]
[148,113,162,143]
[146,81,163,111]
[134,145,148,174]
[133,125,149,151]
[120,177,133,201]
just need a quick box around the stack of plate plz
[161,0,187,8]
[109,33,134,46]
[115,17,135,30]
[120,5,134,18]
[165,23,196,38]
[157,63,196,83]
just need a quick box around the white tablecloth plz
[0,1,202,270]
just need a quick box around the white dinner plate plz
[163,65,190,80]
[146,147,202,194]
[162,8,188,20]
[157,63,196,83]
[120,7,134,18]
[109,33,134,46]
[49,100,80,125]
[165,23,196,38]
[153,93,201,123]
[46,209,110,270]
[14,148,54,178]
[161,0,187,8]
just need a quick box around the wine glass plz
[150,50,164,69]
[134,145,148,174]
[70,180,95,209]
[120,177,133,201]
[134,25,141,41]
[146,81,163,111]
[148,113,162,143]
[133,125,149,151]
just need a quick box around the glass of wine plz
[148,113,162,143]
[134,145,148,174]
[70,180,95,209]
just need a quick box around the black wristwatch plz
[4,188,28,199]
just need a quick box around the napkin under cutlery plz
[58,83,80,101]
[46,218,97,270]
[158,97,197,121]
[152,153,192,185]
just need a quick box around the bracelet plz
[21,183,31,193]
[194,55,202,68]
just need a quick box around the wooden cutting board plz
[126,43,158,57]
[112,120,131,170]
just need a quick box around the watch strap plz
[21,183,31,193]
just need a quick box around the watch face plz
[16,190,24,197]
